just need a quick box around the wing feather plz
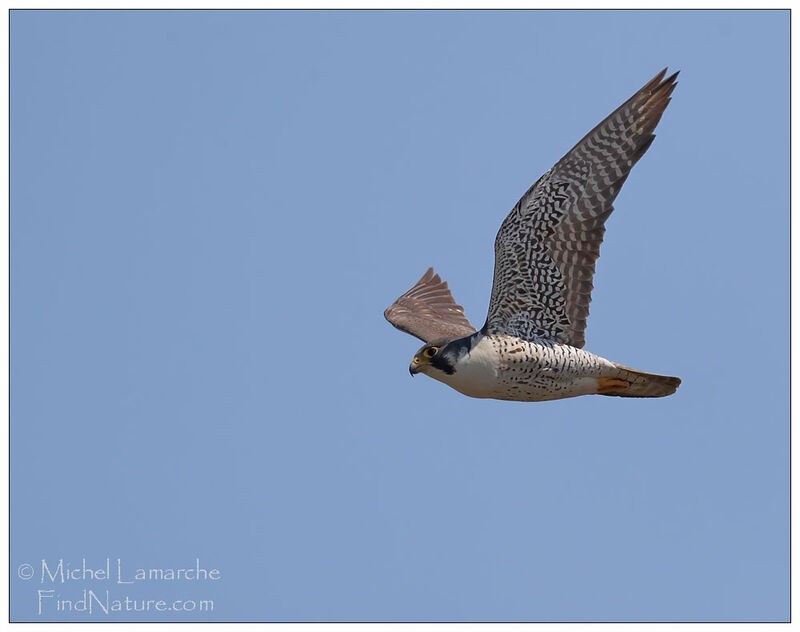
[385,268,477,344]
[483,68,678,347]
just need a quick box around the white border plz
[1,4,791,631]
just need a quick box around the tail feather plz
[598,363,681,398]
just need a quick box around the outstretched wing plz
[483,68,678,348]
[385,268,477,344]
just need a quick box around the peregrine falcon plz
[384,68,681,402]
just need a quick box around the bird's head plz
[409,338,459,376]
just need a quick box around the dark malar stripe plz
[434,331,483,375]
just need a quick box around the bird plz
[384,68,681,402]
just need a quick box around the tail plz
[596,363,681,398]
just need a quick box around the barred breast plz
[435,334,620,402]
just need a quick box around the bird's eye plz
[424,347,438,358]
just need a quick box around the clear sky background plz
[10,9,788,622]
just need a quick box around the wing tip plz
[646,67,680,101]
[645,67,679,90]
[634,67,679,136]
[419,267,435,283]
[414,266,452,291]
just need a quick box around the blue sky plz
[11,9,788,622]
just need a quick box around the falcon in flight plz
[385,68,681,402]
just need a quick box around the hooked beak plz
[409,357,424,376]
